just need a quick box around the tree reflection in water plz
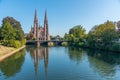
[87,49,120,78]
[67,47,86,64]
[0,49,26,79]
[67,47,120,79]
[1,46,120,80]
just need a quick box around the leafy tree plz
[0,22,16,40]
[87,21,119,50]
[64,33,68,40]
[50,35,55,40]
[2,17,23,32]
[66,25,86,46]
[15,30,24,40]
[0,17,26,48]
[2,16,24,41]
[69,25,86,39]
[26,32,34,40]
[50,35,64,40]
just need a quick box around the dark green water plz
[0,46,120,80]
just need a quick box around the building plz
[29,10,50,41]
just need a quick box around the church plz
[29,10,50,41]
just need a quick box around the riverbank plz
[0,45,25,62]
[0,45,15,55]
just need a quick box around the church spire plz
[34,9,38,23]
[33,9,38,39]
[44,10,48,23]
[44,10,49,40]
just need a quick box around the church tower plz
[30,9,50,41]
[33,9,38,40]
[43,10,49,40]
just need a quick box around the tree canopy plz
[87,21,119,50]
[64,25,86,46]
[0,16,26,48]
[2,16,23,32]
[0,22,16,40]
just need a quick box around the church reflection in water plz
[27,46,49,79]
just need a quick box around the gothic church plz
[29,10,50,41]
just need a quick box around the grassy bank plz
[0,45,25,62]
[0,45,15,56]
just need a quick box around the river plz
[0,46,120,80]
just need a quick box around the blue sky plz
[0,0,120,36]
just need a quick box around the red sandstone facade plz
[30,10,50,41]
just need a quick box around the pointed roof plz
[44,10,48,22]
[34,9,38,22]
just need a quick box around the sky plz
[0,0,120,36]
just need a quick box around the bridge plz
[26,40,69,46]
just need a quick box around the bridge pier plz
[37,41,40,47]
[48,42,54,46]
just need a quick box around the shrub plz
[61,42,68,46]
[1,40,21,48]
[7,40,15,47]
[21,39,26,45]
[78,42,84,47]
[111,43,120,52]
[1,40,9,46]
[13,40,21,48]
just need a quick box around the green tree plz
[26,32,34,40]
[2,16,24,41]
[0,22,16,40]
[87,21,119,50]
[69,25,86,39]
[0,17,26,48]
[15,30,24,40]
[66,25,86,46]
[64,33,74,41]
[2,17,23,32]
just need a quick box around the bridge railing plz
[26,40,69,43]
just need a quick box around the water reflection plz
[67,47,85,64]
[0,46,120,80]
[26,46,49,79]
[0,49,26,79]
[67,47,120,79]
[87,49,120,65]
[86,49,120,79]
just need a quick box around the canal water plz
[0,46,120,80]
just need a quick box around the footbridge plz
[26,40,69,46]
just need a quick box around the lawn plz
[0,45,15,56]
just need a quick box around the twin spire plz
[34,9,48,24]
[32,9,50,40]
